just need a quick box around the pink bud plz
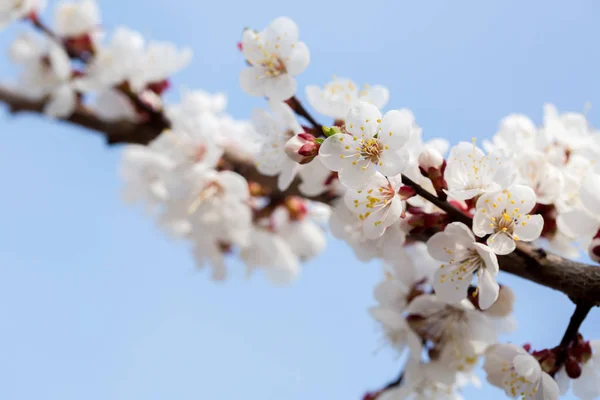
[418,147,444,170]
[566,356,582,379]
[284,133,318,164]
[398,185,416,200]
[588,236,600,263]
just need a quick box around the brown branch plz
[1,85,600,304]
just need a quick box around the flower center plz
[360,138,382,162]
[439,249,481,285]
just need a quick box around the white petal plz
[449,188,484,201]
[378,109,413,149]
[264,74,296,102]
[535,372,560,400]
[513,354,542,382]
[433,266,471,304]
[277,157,301,190]
[285,41,309,76]
[445,221,477,244]
[472,210,494,237]
[506,184,537,215]
[338,162,376,190]
[477,268,499,310]
[218,171,250,200]
[240,66,267,97]
[48,43,71,81]
[264,17,299,46]
[359,85,389,109]
[513,214,544,242]
[44,85,76,118]
[554,368,570,396]
[344,102,381,139]
[580,173,600,214]
[427,232,457,261]
[378,147,409,177]
[473,242,499,275]
[557,209,600,238]
[318,134,356,171]
[487,232,516,255]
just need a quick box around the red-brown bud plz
[285,133,320,164]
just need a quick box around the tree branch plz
[1,85,600,305]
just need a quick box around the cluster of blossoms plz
[2,4,600,399]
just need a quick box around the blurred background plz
[0,0,599,399]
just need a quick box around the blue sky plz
[0,1,599,399]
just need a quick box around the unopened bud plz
[566,356,582,379]
[398,185,416,200]
[418,147,444,170]
[588,236,600,263]
[284,133,319,164]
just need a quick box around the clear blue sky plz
[0,1,599,399]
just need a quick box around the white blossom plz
[10,35,77,118]
[305,77,389,120]
[557,173,600,242]
[484,344,559,400]
[344,172,406,239]
[319,102,413,189]
[444,141,516,201]
[473,185,544,255]
[428,222,499,309]
[0,0,45,29]
[252,100,304,190]
[240,17,309,102]
[406,294,497,371]
[54,0,100,38]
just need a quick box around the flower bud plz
[418,147,444,170]
[587,235,600,263]
[418,147,447,198]
[566,356,582,379]
[284,133,319,164]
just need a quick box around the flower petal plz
[580,173,600,214]
[477,268,499,310]
[264,74,296,102]
[506,184,537,215]
[319,133,358,171]
[513,214,544,242]
[473,242,499,275]
[487,232,516,255]
[285,41,309,76]
[345,102,381,139]
[338,161,376,190]
[433,266,471,304]
[378,109,413,149]
[557,209,600,238]
[240,66,267,97]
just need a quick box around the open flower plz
[557,173,600,244]
[319,102,413,189]
[427,222,499,309]
[484,344,559,400]
[54,0,100,38]
[240,17,309,102]
[305,77,389,120]
[444,141,516,201]
[252,100,304,190]
[344,172,406,238]
[406,294,497,372]
[0,0,45,30]
[473,185,544,255]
